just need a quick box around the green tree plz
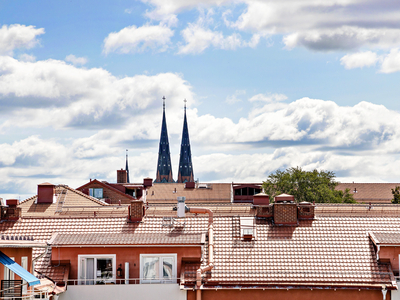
[392,186,400,204]
[262,167,355,203]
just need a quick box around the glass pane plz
[94,188,103,199]
[87,258,94,285]
[162,257,174,280]
[142,257,159,280]
[96,258,113,282]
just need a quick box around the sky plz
[1,0,400,200]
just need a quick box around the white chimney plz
[177,197,186,218]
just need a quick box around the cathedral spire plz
[177,99,194,183]
[155,96,174,183]
[125,149,130,183]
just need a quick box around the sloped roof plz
[370,232,400,246]
[18,185,130,218]
[183,216,397,289]
[147,183,231,203]
[52,232,205,246]
[336,183,400,204]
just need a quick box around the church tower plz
[155,96,174,183]
[177,99,194,183]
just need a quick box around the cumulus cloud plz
[0,56,193,130]
[225,90,246,104]
[248,93,287,102]
[0,24,44,55]
[178,23,260,54]
[103,24,174,54]
[65,54,87,66]
[380,48,400,73]
[340,51,379,69]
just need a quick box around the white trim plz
[140,253,177,284]
[78,254,116,285]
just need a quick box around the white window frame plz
[78,254,116,285]
[4,257,15,280]
[21,256,28,294]
[140,254,177,284]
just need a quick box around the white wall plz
[58,284,186,300]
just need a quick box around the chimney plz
[298,202,315,220]
[273,193,297,226]
[253,192,269,205]
[143,178,153,188]
[129,200,144,222]
[177,197,186,218]
[1,199,21,221]
[117,169,128,184]
[185,182,195,189]
[37,182,55,204]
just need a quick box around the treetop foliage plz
[262,167,355,203]
[392,186,400,204]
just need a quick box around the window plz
[240,217,255,239]
[21,257,28,294]
[4,257,15,280]
[89,188,103,199]
[140,254,177,284]
[78,255,116,285]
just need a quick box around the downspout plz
[188,207,214,300]
[376,244,381,261]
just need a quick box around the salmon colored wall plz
[52,246,201,281]
[0,247,33,281]
[379,246,400,271]
[187,288,390,300]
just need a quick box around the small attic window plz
[240,217,255,240]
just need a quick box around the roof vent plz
[185,182,195,189]
[143,178,153,188]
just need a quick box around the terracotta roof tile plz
[52,232,205,246]
[146,183,231,203]
[336,183,400,204]
[370,232,400,245]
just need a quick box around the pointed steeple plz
[177,99,194,183]
[155,96,174,183]
[125,149,130,183]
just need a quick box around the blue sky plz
[1,0,400,199]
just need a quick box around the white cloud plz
[178,23,260,54]
[18,53,36,62]
[65,54,87,66]
[103,24,174,55]
[124,8,132,14]
[0,56,193,131]
[226,90,246,104]
[248,93,287,102]
[380,48,400,74]
[0,24,44,55]
[340,51,379,69]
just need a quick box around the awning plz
[0,251,40,286]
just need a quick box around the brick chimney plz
[1,199,21,221]
[254,192,273,218]
[298,202,315,220]
[129,200,144,222]
[143,178,153,188]
[37,182,55,204]
[273,193,297,226]
[117,169,128,184]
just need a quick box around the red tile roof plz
[370,232,400,245]
[336,183,400,204]
[51,232,205,246]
